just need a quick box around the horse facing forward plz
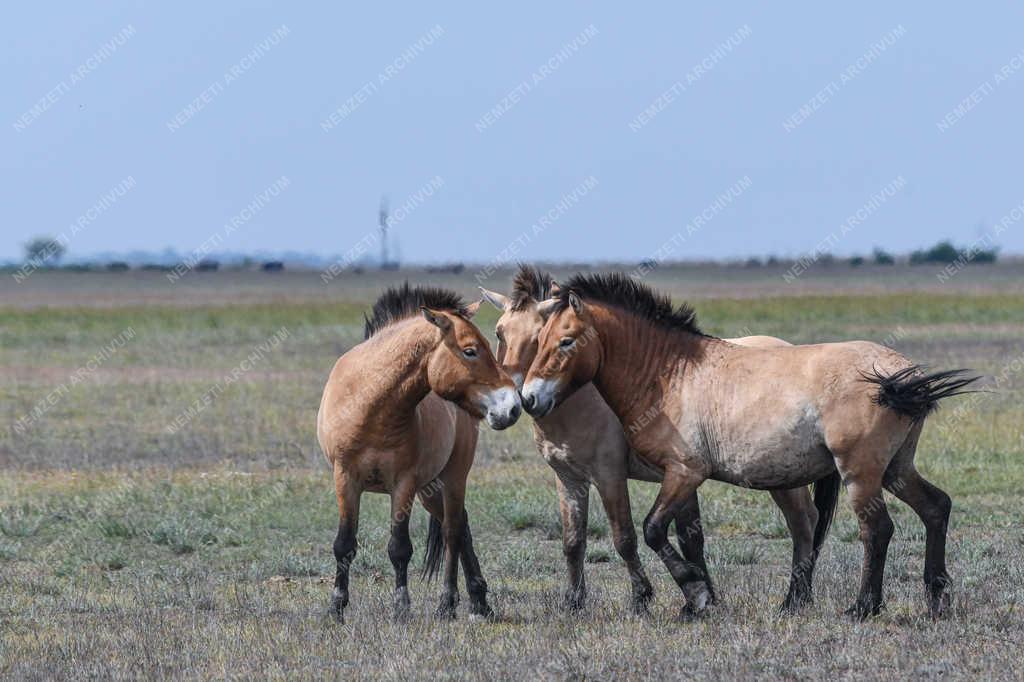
[481,265,837,613]
[317,284,521,623]
[522,273,978,620]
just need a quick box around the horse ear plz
[568,291,583,315]
[464,299,482,319]
[549,280,562,297]
[536,298,558,320]
[421,307,452,332]
[478,287,509,311]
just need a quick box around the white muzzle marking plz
[521,377,560,417]
[481,386,521,429]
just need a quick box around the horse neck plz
[590,307,706,429]
[361,320,436,430]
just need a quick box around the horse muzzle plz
[520,378,559,418]
[481,386,522,430]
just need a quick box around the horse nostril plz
[522,393,536,411]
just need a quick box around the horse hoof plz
[563,590,587,613]
[844,600,882,622]
[676,604,708,623]
[682,580,712,613]
[436,591,459,621]
[393,587,411,622]
[928,591,952,620]
[779,594,813,615]
[330,589,347,624]
[468,607,495,623]
[469,602,495,621]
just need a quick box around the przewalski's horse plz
[317,284,521,623]
[480,266,835,613]
[522,273,979,620]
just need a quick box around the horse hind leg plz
[884,425,953,618]
[331,467,361,624]
[420,484,492,618]
[772,486,819,612]
[433,478,472,620]
[456,510,493,618]
[836,463,894,620]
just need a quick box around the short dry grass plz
[2,266,1023,680]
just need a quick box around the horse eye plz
[462,347,478,359]
[559,337,575,349]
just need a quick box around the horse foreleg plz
[555,472,590,611]
[388,477,418,621]
[672,494,717,605]
[642,469,710,620]
[594,476,653,613]
[331,466,361,624]
[771,486,819,612]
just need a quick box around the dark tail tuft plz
[811,471,841,554]
[860,365,981,422]
[421,516,444,582]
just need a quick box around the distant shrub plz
[910,240,960,265]
[24,236,66,266]
[817,252,835,265]
[972,247,999,263]
[745,257,763,267]
[106,261,130,272]
[197,260,220,272]
[849,255,865,267]
[909,240,998,266]
[872,247,895,265]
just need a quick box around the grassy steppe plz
[2,269,1023,679]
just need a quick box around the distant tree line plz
[6,235,1004,274]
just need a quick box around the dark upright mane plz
[364,282,467,339]
[510,264,554,311]
[555,272,705,336]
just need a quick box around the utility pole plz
[378,196,390,268]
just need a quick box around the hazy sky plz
[5,3,1024,264]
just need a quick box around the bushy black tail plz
[811,471,841,554]
[861,365,981,422]
[421,516,444,582]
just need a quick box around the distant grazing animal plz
[522,272,978,620]
[481,266,832,613]
[317,283,521,623]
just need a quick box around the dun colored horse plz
[522,273,978,619]
[317,284,521,623]
[481,265,835,612]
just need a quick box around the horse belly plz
[711,406,835,489]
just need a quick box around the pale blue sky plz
[4,3,1024,264]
